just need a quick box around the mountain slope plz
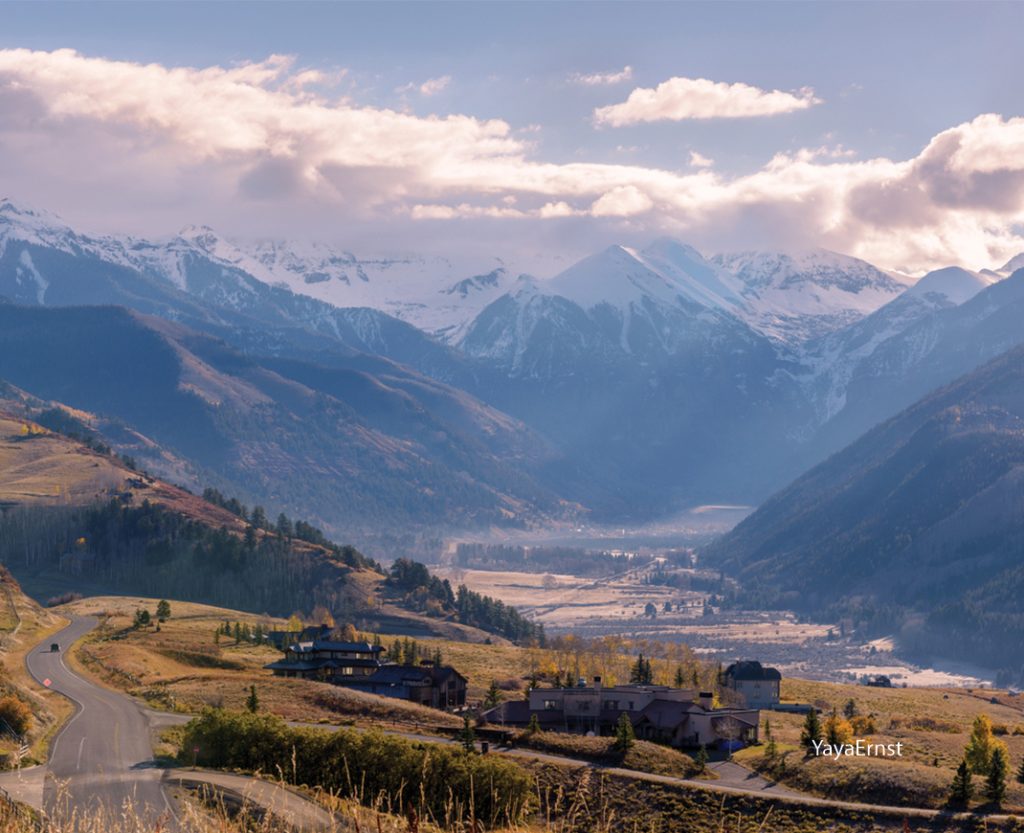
[705,342,1024,672]
[457,245,811,515]
[0,200,467,383]
[713,249,908,344]
[0,304,569,541]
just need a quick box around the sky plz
[1,1,1023,274]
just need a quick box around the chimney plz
[594,675,602,692]
[698,691,714,710]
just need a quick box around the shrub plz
[181,709,534,827]
[850,715,876,736]
[0,695,32,735]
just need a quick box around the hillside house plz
[266,624,333,651]
[722,661,781,708]
[342,662,468,709]
[265,638,384,680]
[265,638,467,709]
[481,677,759,749]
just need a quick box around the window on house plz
[543,699,558,710]
[341,667,354,676]
[603,700,619,710]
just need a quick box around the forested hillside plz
[0,410,544,644]
[705,343,1024,678]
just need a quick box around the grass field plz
[733,677,1024,811]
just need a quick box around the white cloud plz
[689,151,714,169]
[569,66,633,86]
[594,76,821,126]
[0,50,1023,272]
[590,185,654,217]
[419,75,451,97]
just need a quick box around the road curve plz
[19,616,338,832]
[24,615,180,831]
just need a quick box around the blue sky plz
[1,2,1023,271]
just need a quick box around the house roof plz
[724,661,781,681]
[482,700,561,727]
[289,640,383,654]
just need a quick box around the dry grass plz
[61,596,463,730]
[0,571,69,763]
[514,731,701,779]
[732,677,1024,810]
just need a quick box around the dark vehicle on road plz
[50,643,59,652]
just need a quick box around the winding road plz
[6,616,336,832]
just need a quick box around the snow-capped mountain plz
[905,266,996,305]
[712,249,910,344]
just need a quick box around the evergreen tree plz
[986,746,1008,807]
[800,708,822,750]
[764,719,777,759]
[246,685,259,714]
[949,758,973,806]
[674,666,685,688]
[612,713,635,754]
[1016,755,1024,785]
[214,628,220,646]
[459,715,476,753]
[484,681,503,709]
[156,600,171,622]
[695,744,708,774]
[842,698,857,719]
[526,714,541,735]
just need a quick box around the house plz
[722,661,781,709]
[481,677,759,749]
[266,624,333,651]
[342,661,468,709]
[865,674,893,688]
[265,638,384,680]
[264,637,467,710]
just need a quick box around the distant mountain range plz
[3,197,1023,545]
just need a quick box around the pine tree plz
[612,713,635,754]
[842,698,857,719]
[526,713,541,735]
[800,708,822,750]
[214,628,220,645]
[764,719,777,759]
[695,744,708,774]
[156,600,171,622]
[459,715,476,753]
[674,666,685,688]
[246,684,259,714]
[484,680,502,709]
[986,746,1008,807]
[949,758,973,806]
[1016,755,1024,785]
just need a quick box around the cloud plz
[594,76,821,126]
[0,49,1022,272]
[569,66,633,86]
[419,75,451,97]
[689,151,714,169]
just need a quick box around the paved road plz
[164,770,337,832]
[23,615,180,830]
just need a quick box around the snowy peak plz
[998,252,1024,276]
[907,266,996,305]
[542,241,742,316]
[712,248,909,344]
[0,199,81,254]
